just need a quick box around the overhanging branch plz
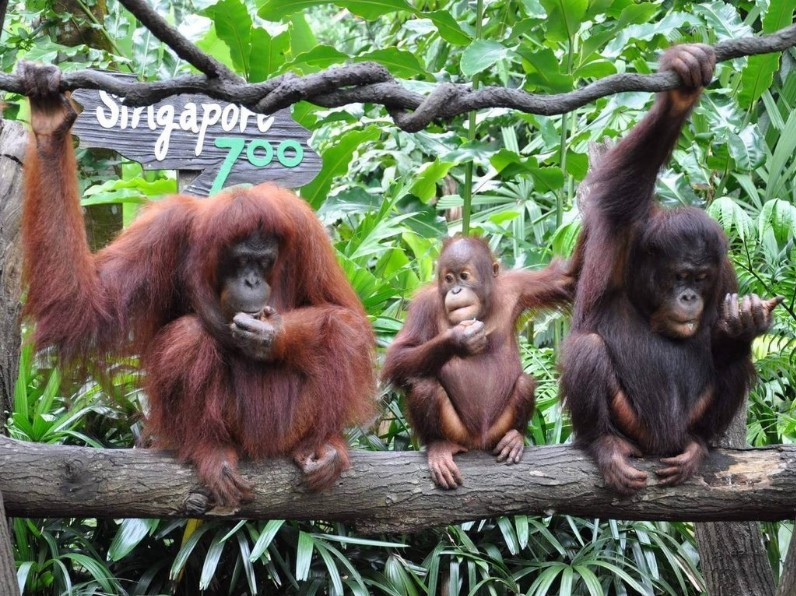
[2,437,795,533]
[0,10,793,131]
[115,0,240,82]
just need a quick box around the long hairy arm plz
[21,63,194,361]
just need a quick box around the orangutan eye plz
[460,271,470,281]
[695,273,707,281]
[675,272,689,281]
[444,273,455,284]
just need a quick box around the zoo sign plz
[72,84,321,196]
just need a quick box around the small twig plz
[1,15,794,131]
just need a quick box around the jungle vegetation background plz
[1,0,796,594]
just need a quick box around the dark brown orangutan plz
[382,237,571,488]
[561,44,781,494]
[19,62,375,507]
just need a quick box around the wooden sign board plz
[71,76,321,196]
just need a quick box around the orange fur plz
[23,125,375,505]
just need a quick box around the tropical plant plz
[2,0,795,593]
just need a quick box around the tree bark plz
[695,399,776,596]
[0,120,26,425]
[0,490,18,596]
[1,438,796,533]
[776,528,796,596]
[52,0,111,52]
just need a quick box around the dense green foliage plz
[2,0,795,594]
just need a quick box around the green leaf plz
[196,23,235,71]
[385,556,418,595]
[490,149,530,171]
[529,564,565,594]
[296,531,314,581]
[560,566,574,596]
[108,519,153,562]
[339,0,415,19]
[573,59,617,79]
[205,0,253,77]
[10,413,34,440]
[573,565,604,596]
[288,12,317,56]
[258,0,328,21]
[326,527,402,548]
[314,542,344,596]
[766,109,796,200]
[520,0,546,18]
[615,2,660,25]
[707,196,754,242]
[461,40,509,78]
[301,126,380,208]
[13,344,31,418]
[408,159,454,203]
[236,531,257,594]
[448,560,459,596]
[565,151,588,179]
[199,533,226,590]
[31,413,54,441]
[355,48,428,79]
[248,28,289,82]
[219,520,247,542]
[259,0,414,21]
[62,553,118,593]
[285,45,347,73]
[16,561,33,594]
[82,177,175,207]
[758,199,796,245]
[604,12,697,57]
[426,10,471,45]
[515,515,530,549]
[170,523,212,579]
[529,166,565,192]
[727,125,764,171]
[34,369,60,417]
[497,517,519,555]
[519,47,573,93]
[691,2,750,40]
[739,54,779,108]
[540,0,588,42]
[762,0,796,32]
[739,0,796,107]
[250,519,285,561]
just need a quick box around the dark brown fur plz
[561,45,777,494]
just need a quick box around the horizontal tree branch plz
[0,23,793,131]
[2,437,796,533]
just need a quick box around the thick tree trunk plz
[0,120,25,596]
[0,120,26,426]
[0,490,18,596]
[695,399,776,596]
[1,438,796,533]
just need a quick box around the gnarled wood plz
[696,399,775,596]
[0,120,25,423]
[1,438,796,533]
[0,24,794,128]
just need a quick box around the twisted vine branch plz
[0,0,794,131]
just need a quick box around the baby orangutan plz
[383,237,571,488]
